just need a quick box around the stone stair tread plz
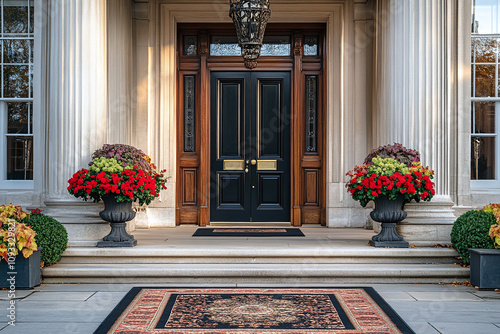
[61,246,458,257]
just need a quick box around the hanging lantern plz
[229,0,271,69]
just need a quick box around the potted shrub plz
[67,144,167,247]
[20,209,68,267]
[0,204,40,289]
[346,143,435,247]
[458,204,500,290]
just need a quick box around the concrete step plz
[58,246,460,264]
[42,262,469,284]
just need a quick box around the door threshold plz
[209,222,292,226]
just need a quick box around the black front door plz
[210,72,290,222]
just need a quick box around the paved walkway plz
[1,283,499,333]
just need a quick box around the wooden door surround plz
[176,23,326,226]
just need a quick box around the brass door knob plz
[250,159,257,165]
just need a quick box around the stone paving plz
[0,282,499,333]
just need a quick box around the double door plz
[210,72,290,222]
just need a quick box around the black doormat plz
[192,227,305,237]
[94,287,415,333]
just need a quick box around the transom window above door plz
[209,35,291,56]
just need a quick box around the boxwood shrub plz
[21,213,68,265]
[450,210,496,264]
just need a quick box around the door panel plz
[210,72,290,222]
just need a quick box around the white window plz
[471,0,500,188]
[0,0,34,189]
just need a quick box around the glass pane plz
[29,64,33,97]
[210,35,291,56]
[473,37,497,63]
[6,136,33,180]
[305,75,318,153]
[471,136,495,180]
[7,102,29,133]
[260,36,290,56]
[30,39,33,62]
[29,102,32,134]
[183,75,195,152]
[29,3,34,34]
[475,65,496,97]
[473,102,495,134]
[3,4,29,35]
[3,39,29,63]
[304,35,319,56]
[183,35,197,56]
[210,36,240,56]
[3,64,29,97]
[473,0,500,34]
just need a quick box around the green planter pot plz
[0,249,41,289]
[470,249,500,290]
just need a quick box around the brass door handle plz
[250,159,257,165]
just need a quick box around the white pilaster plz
[374,0,467,244]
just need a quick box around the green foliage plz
[451,210,496,264]
[89,157,131,174]
[21,213,68,265]
[368,157,409,176]
[364,143,420,167]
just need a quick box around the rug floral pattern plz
[102,288,409,334]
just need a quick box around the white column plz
[374,0,466,245]
[107,0,133,144]
[41,0,109,245]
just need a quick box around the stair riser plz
[42,276,469,284]
[58,257,458,265]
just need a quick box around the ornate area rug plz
[94,287,415,334]
[192,228,305,237]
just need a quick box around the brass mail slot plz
[223,160,245,171]
[257,160,277,170]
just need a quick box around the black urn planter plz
[97,194,137,247]
[0,249,41,289]
[369,194,409,248]
[470,249,500,290]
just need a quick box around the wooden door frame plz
[176,23,326,226]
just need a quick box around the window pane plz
[210,35,291,56]
[183,35,197,56]
[3,64,29,97]
[6,136,33,180]
[473,0,500,34]
[471,136,496,180]
[29,3,34,34]
[475,65,496,97]
[260,36,290,56]
[3,4,29,35]
[304,35,319,56]
[210,36,240,56]
[7,102,29,133]
[3,39,29,63]
[473,37,497,63]
[473,102,495,134]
